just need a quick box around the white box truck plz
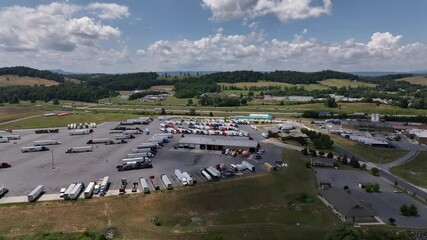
[84,181,95,199]
[182,172,194,185]
[174,169,188,186]
[99,176,109,196]
[21,146,49,153]
[161,174,173,190]
[33,140,61,146]
[65,146,93,153]
[27,185,44,202]
[139,177,150,193]
[242,161,255,172]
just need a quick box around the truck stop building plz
[230,113,273,121]
[319,187,376,223]
[178,137,259,153]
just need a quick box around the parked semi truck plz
[0,138,9,143]
[86,138,110,144]
[117,161,152,171]
[137,143,160,149]
[154,133,173,138]
[63,183,76,200]
[69,183,84,200]
[33,140,61,146]
[131,148,156,154]
[182,172,194,185]
[84,181,96,199]
[21,146,49,153]
[174,169,188,186]
[150,176,160,190]
[69,129,92,135]
[114,134,135,140]
[242,161,255,172]
[66,146,93,153]
[0,187,8,197]
[139,177,150,193]
[35,129,59,134]
[206,166,221,179]
[126,152,153,158]
[124,130,142,135]
[27,185,44,202]
[2,135,20,140]
[161,174,173,189]
[99,176,109,196]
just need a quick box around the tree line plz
[0,84,117,103]
[0,66,65,83]
[174,78,220,98]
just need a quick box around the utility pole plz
[51,150,55,169]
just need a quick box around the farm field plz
[0,107,45,124]
[390,152,427,188]
[0,112,139,129]
[318,79,377,88]
[331,135,409,164]
[0,75,59,86]
[397,76,427,86]
[0,150,339,240]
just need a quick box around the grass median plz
[390,152,427,188]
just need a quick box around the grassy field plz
[0,107,45,124]
[0,150,339,240]
[318,79,377,88]
[0,75,59,86]
[331,135,409,164]
[0,112,140,129]
[390,152,427,188]
[397,76,427,86]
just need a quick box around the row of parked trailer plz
[67,123,97,129]
[21,139,62,153]
[0,134,21,143]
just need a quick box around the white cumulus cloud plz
[88,3,130,19]
[202,0,332,22]
[135,31,427,72]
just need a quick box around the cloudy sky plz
[0,0,426,73]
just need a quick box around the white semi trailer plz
[242,161,255,172]
[84,181,96,199]
[2,135,20,140]
[201,170,212,181]
[33,140,61,146]
[161,174,173,189]
[131,148,156,154]
[206,166,221,179]
[126,153,153,158]
[27,185,44,202]
[99,176,109,195]
[66,146,93,153]
[21,146,49,153]
[139,177,150,193]
[122,157,151,164]
[69,183,84,200]
[63,183,76,200]
[0,138,9,143]
[86,138,110,144]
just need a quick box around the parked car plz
[255,154,262,160]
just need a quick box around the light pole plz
[51,150,55,169]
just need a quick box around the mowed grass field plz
[390,152,427,188]
[0,75,59,86]
[318,79,377,88]
[397,76,427,86]
[1,112,140,129]
[331,135,409,164]
[0,107,45,124]
[0,150,339,240]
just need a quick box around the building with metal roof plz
[342,119,393,132]
[230,113,273,121]
[178,136,259,153]
[319,187,376,223]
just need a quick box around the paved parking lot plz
[314,168,427,228]
[0,118,281,199]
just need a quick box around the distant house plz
[310,158,336,168]
[319,187,376,223]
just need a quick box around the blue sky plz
[0,0,426,73]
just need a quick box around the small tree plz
[372,183,380,192]
[280,100,284,105]
[394,180,398,186]
[342,156,348,165]
[371,167,380,176]
[400,204,409,216]
[408,204,418,216]
[188,109,197,116]
[301,148,309,156]
[187,99,193,106]
[209,112,213,117]
[388,217,396,225]
[319,151,325,156]
[160,108,166,115]
[53,98,60,105]
[327,152,334,159]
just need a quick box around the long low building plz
[178,136,259,153]
[342,120,393,132]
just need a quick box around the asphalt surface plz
[0,119,282,199]
[315,168,427,228]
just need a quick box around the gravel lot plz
[0,118,281,198]
[314,168,427,228]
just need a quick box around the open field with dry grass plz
[0,150,338,240]
[0,107,45,124]
[397,76,427,86]
[0,75,59,86]
[318,79,377,88]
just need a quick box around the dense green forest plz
[0,66,65,83]
[174,78,220,98]
[0,83,116,103]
